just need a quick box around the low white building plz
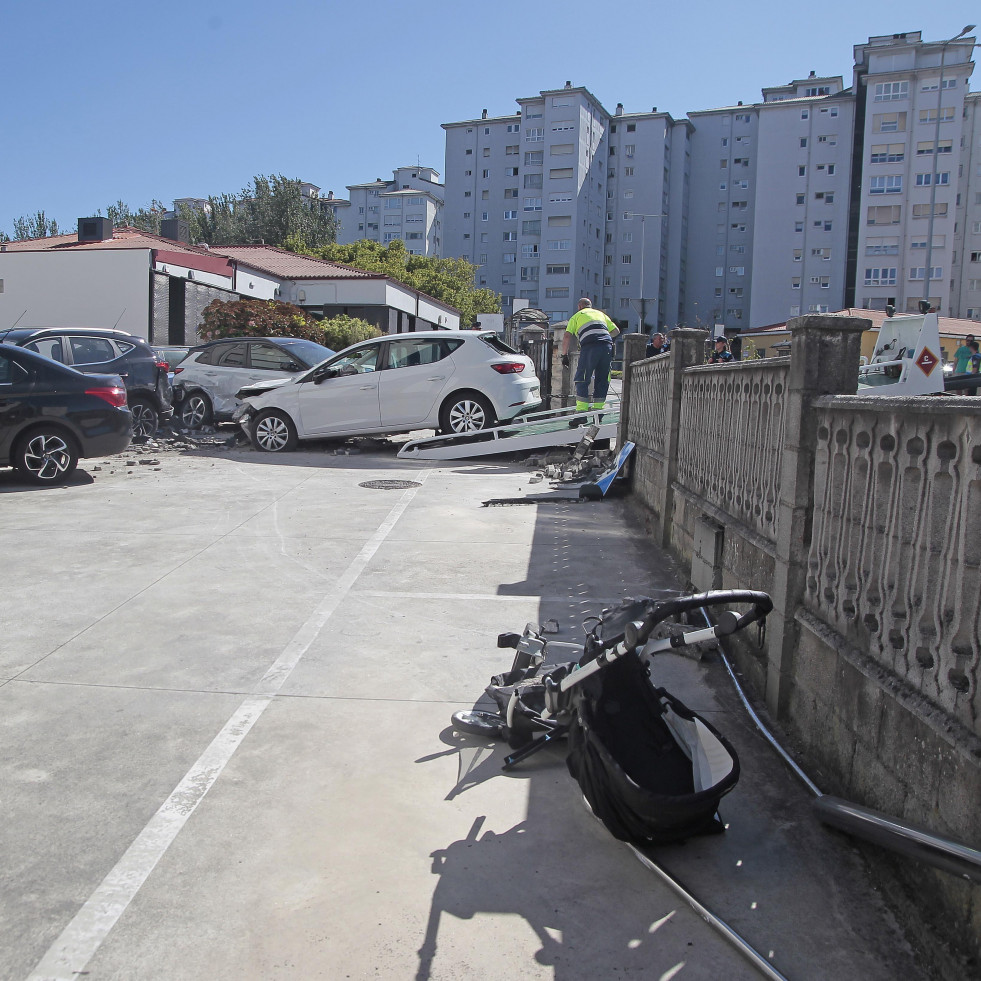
[0,220,459,343]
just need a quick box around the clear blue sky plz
[1,1,977,238]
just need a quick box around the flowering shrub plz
[199,298,380,350]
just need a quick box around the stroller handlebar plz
[623,590,772,650]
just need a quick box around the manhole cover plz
[359,480,421,490]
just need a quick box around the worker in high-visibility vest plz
[561,297,620,411]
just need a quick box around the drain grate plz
[359,479,421,490]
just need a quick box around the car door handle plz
[427,375,445,381]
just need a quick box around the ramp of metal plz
[397,404,619,460]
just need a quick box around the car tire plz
[16,427,79,485]
[252,410,298,452]
[439,391,496,434]
[180,390,213,429]
[130,398,159,438]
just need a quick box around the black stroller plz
[452,590,772,847]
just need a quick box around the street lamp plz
[624,212,667,334]
[922,24,975,313]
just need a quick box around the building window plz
[870,144,904,163]
[505,145,519,155]
[867,205,902,225]
[916,140,953,155]
[873,112,907,134]
[798,165,806,177]
[504,187,519,198]
[507,123,520,132]
[919,107,955,124]
[792,278,801,289]
[870,175,902,194]
[624,167,634,176]
[548,239,571,251]
[545,287,569,298]
[796,193,806,205]
[873,81,908,102]
[502,253,516,263]
[921,78,957,92]
[549,168,574,179]
[523,197,542,211]
[865,266,896,286]
[503,231,517,241]
[550,143,575,155]
[915,172,950,186]
[621,254,632,263]
[522,220,541,235]
[911,203,947,218]
[520,266,539,281]
[503,210,517,219]
[525,127,544,142]
[908,267,942,280]
[729,266,745,276]
[805,85,832,97]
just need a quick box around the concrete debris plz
[542,618,559,634]
[528,474,543,484]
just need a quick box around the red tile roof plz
[0,226,215,258]
[208,245,383,280]
[745,308,979,339]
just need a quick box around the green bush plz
[199,298,325,343]
[321,314,382,350]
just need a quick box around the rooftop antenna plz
[111,308,126,329]
[11,309,28,328]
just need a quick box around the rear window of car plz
[25,337,67,362]
[478,334,519,355]
[69,337,117,364]
[216,343,248,367]
[278,338,335,367]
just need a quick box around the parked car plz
[0,327,173,438]
[233,330,542,452]
[172,336,335,428]
[152,346,191,383]
[0,344,132,484]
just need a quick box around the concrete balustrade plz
[622,316,981,966]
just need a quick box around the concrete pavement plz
[0,441,926,980]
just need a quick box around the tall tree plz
[12,211,59,240]
[318,240,500,327]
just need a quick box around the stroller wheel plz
[452,710,505,737]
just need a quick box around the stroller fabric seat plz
[566,655,739,846]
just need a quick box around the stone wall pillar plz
[661,328,708,548]
[766,314,868,717]
[617,333,649,447]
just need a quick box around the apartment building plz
[326,167,444,256]
[439,29,978,330]
[954,91,981,319]
[851,32,977,315]
[443,86,689,328]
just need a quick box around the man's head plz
[652,332,665,344]
[578,297,591,310]
[970,341,979,353]
[715,337,728,348]
[967,335,976,345]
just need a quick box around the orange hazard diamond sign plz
[916,347,939,375]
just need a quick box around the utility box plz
[691,515,724,591]
[77,217,113,242]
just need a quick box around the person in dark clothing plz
[708,337,734,364]
[646,332,670,358]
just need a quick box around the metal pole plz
[923,26,975,309]
[638,215,646,334]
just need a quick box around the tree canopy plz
[318,240,500,326]
[199,298,379,351]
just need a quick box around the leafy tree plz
[199,298,378,351]
[183,176,337,250]
[101,199,168,234]
[320,314,381,350]
[318,240,500,327]
[12,211,58,240]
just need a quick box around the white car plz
[173,336,335,427]
[233,331,542,452]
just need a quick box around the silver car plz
[173,336,335,428]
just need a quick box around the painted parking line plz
[26,472,431,981]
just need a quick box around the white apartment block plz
[443,86,688,328]
[852,32,977,316]
[440,29,979,331]
[326,167,444,256]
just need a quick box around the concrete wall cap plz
[788,315,870,334]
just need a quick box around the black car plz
[0,344,133,484]
[0,327,173,438]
